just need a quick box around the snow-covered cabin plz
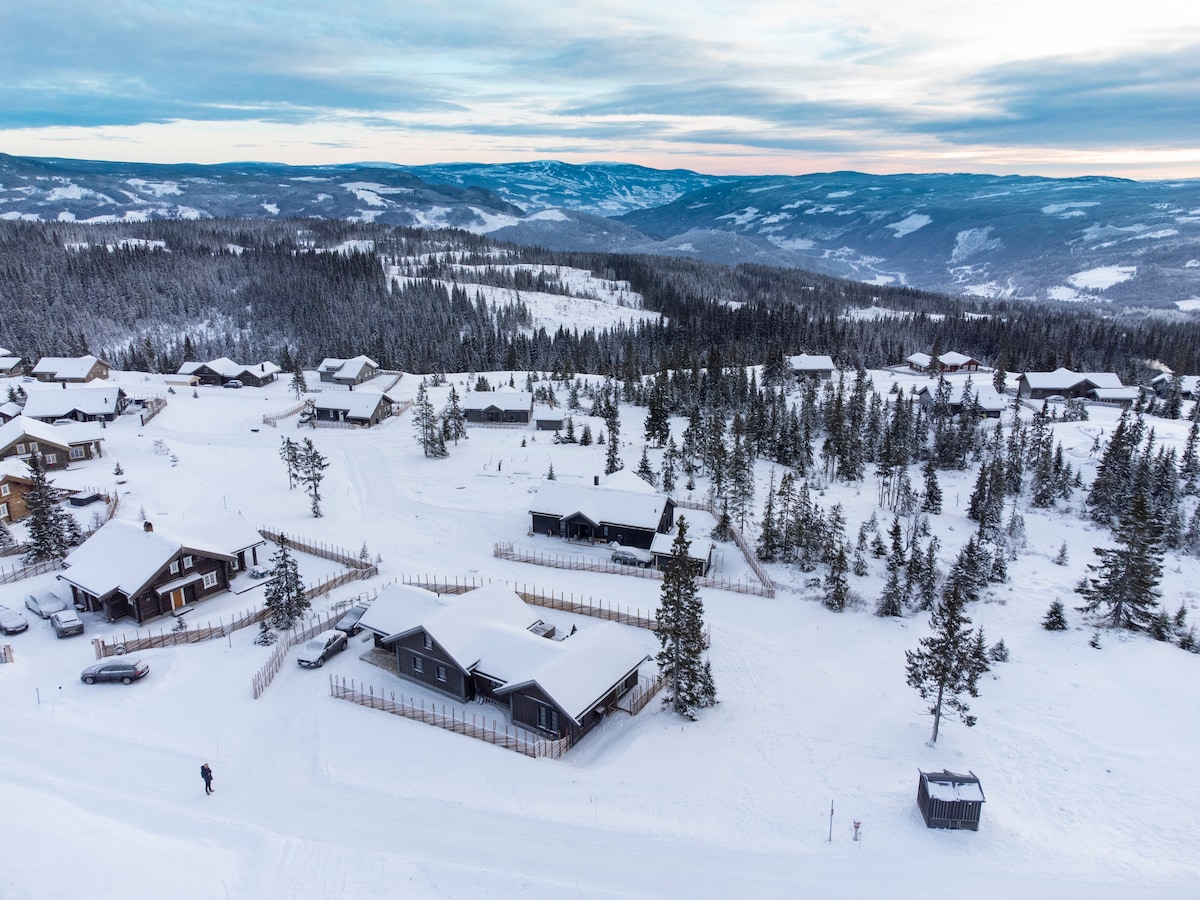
[356,583,651,745]
[915,381,1007,418]
[178,357,281,387]
[0,355,24,376]
[307,391,396,427]
[917,769,986,831]
[0,461,37,523]
[907,351,982,375]
[788,353,836,380]
[21,384,128,423]
[31,355,111,383]
[529,471,675,550]
[59,517,265,625]
[1017,368,1124,400]
[0,416,105,470]
[1150,373,1200,400]
[317,355,379,387]
[463,390,534,425]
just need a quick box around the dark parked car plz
[334,605,368,635]
[612,547,654,567]
[297,630,348,667]
[81,659,150,685]
[0,604,29,634]
[51,609,85,638]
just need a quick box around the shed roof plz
[788,353,836,371]
[464,391,533,413]
[922,770,986,803]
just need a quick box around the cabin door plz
[169,588,186,610]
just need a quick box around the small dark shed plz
[917,769,986,830]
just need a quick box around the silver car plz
[51,609,85,638]
[0,604,29,634]
[297,630,348,668]
[25,591,69,619]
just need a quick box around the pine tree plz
[260,538,309,635]
[635,446,656,485]
[655,517,716,719]
[905,584,990,744]
[300,438,329,517]
[23,452,69,563]
[661,437,677,493]
[823,540,850,612]
[279,436,300,489]
[1075,492,1164,631]
[444,386,468,445]
[290,365,307,399]
[1042,600,1068,631]
[921,458,943,514]
[546,461,556,480]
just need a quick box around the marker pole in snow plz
[828,800,834,842]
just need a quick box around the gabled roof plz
[1090,387,1140,401]
[0,416,104,453]
[311,391,394,418]
[463,390,533,412]
[31,355,107,379]
[1020,368,1124,391]
[916,381,1007,412]
[178,358,281,379]
[21,385,123,419]
[1151,373,1200,394]
[935,351,980,367]
[907,352,932,367]
[530,480,672,532]
[787,353,835,371]
[318,355,379,380]
[650,529,715,563]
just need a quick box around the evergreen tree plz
[823,540,850,612]
[655,518,717,718]
[546,461,556,480]
[23,452,69,563]
[905,585,990,744]
[1042,600,1068,631]
[635,446,656,485]
[0,517,14,551]
[444,386,468,445]
[875,565,905,617]
[279,436,300,489]
[921,458,943,514]
[259,538,309,637]
[300,438,329,517]
[413,382,446,458]
[603,399,622,475]
[756,471,780,562]
[1075,492,1164,631]
[579,423,593,446]
[661,437,677,493]
[290,365,307,399]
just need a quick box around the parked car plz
[25,590,69,619]
[612,547,654,567]
[297,630,348,668]
[0,604,29,634]
[1045,394,1066,403]
[334,605,368,635]
[81,659,150,685]
[223,379,243,389]
[50,609,85,638]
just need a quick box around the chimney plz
[143,521,153,532]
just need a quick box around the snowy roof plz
[178,358,281,379]
[936,351,979,367]
[31,356,106,379]
[361,583,650,724]
[463,391,533,412]
[907,352,932,367]
[318,356,379,379]
[1020,368,1124,390]
[650,529,715,563]
[61,519,238,600]
[916,381,1007,412]
[0,356,22,370]
[0,416,104,452]
[1090,387,1140,401]
[311,392,394,418]
[788,353,835,371]
[599,468,659,495]
[0,401,22,418]
[22,385,123,419]
[530,480,671,532]
[160,514,265,557]
[922,770,986,803]
[1151,373,1200,393]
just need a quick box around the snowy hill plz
[1,364,1198,899]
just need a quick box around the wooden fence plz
[251,597,368,698]
[493,542,774,599]
[0,558,62,585]
[329,676,571,759]
[262,400,310,427]
[138,396,168,426]
[0,644,12,664]
[257,527,378,571]
[0,489,118,566]
[625,670,668,715]
[676,498,776,597]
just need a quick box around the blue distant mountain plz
[2,153,1197,307]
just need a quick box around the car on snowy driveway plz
[297,630,348,668]
[51,609,85,638]
[334,605,368,635]
[81,659,150,685]
[0,604,29,634]
[25,590,69,619]
[612,547,654,567]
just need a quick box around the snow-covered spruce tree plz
[0,516,15,551]
[443,386,468,446]
[823,540,850,612]
[920,458,942,514]
[660,437,677,493]
[261,538,309,632]
[635,446,656,485]
[655,517,716,719]
[413,382,447,458]
[290,365,307,399]
[300,438,329,517]
[603,400,622,475]
[905,584,990,744]
[279,436,300,489]
[23,451,69,563]
[1075,491,1164,632]
[1042,600,1068,631]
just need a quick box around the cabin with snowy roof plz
[915,381,1007,418]
[31,355,111,383]
[788,353,836,380]
[906,351,982,375]
[58,517,265,625]
[308,392,396,427]
[21,384,128,423]
[0,416,105,470]
[317,355,379,387]
[917,769,986,831]
[178,358,281,388]
[1151,373,1200,401]
[463,390,534,425]
[356,583,652,745]
[529,470,675,550]
[1017,368,1125,401]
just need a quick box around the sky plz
[1,1,1199,180]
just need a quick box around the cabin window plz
[436,665,448,683]
[69,447,85,460]
[0,484,9,496]
[29,442,38,452]
[0,502,7,520]
[15,443,25,454]
[423,634,433,651]
[412,656,424,674]
[183,555,193,569]
[202,571,219,590]
[537,705,559,733]
[43,453,57,466]
[170,562,180,575]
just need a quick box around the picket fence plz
[675,498,776,597]
[251,596,369,698]
[328,676,571,759]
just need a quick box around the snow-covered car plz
[612,547,654,567]
[223,379,243,389]
[81,659,150,685]
[334,605,368,635]
[51,609,85,638]
[297,630,348,668]
[25,590,69,619]
[0,604,29,634]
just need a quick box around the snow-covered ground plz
[2,367,1198,899]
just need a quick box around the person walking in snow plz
[200,763,214,795]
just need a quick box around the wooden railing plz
[262,400,310,427]
[250,597,367,698]
[329,676,571,759]
[625,670,667,715]
[258,528,378,571]
[676,498,776,597]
